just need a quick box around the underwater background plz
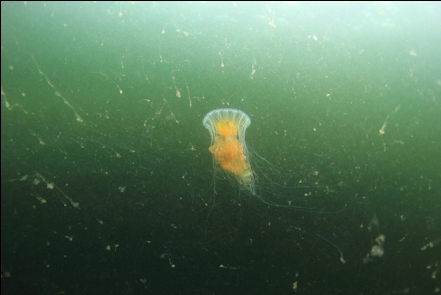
[1,2,440,294]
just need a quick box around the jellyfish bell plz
[202,108,256,195]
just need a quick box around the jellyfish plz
[202,108,349,213]
[202,108,255,194]
[201,109,349,261]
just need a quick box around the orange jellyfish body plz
[203,109,255,193]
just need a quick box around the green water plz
[1,2,440,294]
